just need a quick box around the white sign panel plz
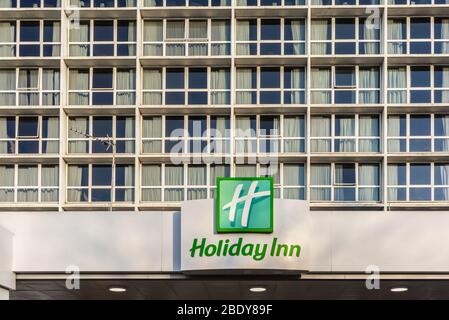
[180,199,310,272]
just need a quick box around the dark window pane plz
[166,116,184,137]
[188,92,208,104]
[335,0,355,4]
[94,0,114,7]
[20,0,40,7]
[93,44,114,56]
[260,116,279,135]
[166,0,185,5]
[116,117,134,138]
[410,115,431,136]
[335,91,356,104]
[115,188,133,201]
[92,189,111,202]
[19,45,39,56]
[92,69,113,88]
[165,92,185,104]
[188,116,206,137]
[410,188,431,201]
[410,164,431,185]
[410,18,431,39]
[20,21,40,42]
[335,68,355,86]
[116,165,134,186]
[118,0,136,6]
[260,91,280,104]
[18,117,38,137]
[409,139,431,152]
[335,164,355,184]
[335,19,355,40]
[166,68,184,89]
[117,21,136,42]
[188,68,207,89]
[92,165,112,186]
[410,42,431,54]
[190,0,208,5]
[18,141,38,153]
[285,20,304,41]
[92,92,113,105]
[435,165,449,185]
[94,21,113,41]
[261,19,280,41]
[92,140,112,153]
[435,115,449,136]
[410,90,431,103]
[43,22,58,42]
[335,42,356,55]
[334,188,356,201]
[93,117,112,137]
[260,67,280,88]
[260,43,281,55]
[411,66,430,87]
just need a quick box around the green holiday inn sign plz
[188,177,302,262]
[216,177,274,233]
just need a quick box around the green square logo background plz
[216,177,273,233]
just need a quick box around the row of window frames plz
[143,0,388,7]
[0,21,60,57]
[387,66,449,104]
[140,163,305,201]
[0,0,136,7]
[68,20,136,57]
[387,163,449,202]
[0,164,133,203]
[387,18,449,55]
[7,0,449,9]
[0,164,58,203]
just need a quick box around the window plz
[311,163,380,202]
[143,0,231,6]
[143,19,230,57]
[70,0,136,7]
[311,67,381,104]
[0,164,58,203]
[142,115,230,154]
[312,18,380,55]
[311,114,380,153]
[67,164,134,203]
[14,20,60,57]
[387,163,448,202]
[388,113,449,153]
[142,67,230,106]
[411,66,431,103]
[68,116,135,154]
[141,163,232,202]
[68,68,135,106]
[0,68,60,106]
[236,67,305,105]
[236,0,305,5]
[388,17,449,55]
[69,20,136,57]
[236,19,305,56]
[235,115,305,154]
[0,116,58,154]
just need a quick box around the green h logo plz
[216,177,273,233]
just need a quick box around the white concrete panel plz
[322,211,449,272]
[0,226,14,290]
[0,287,9,300]
[0,212,165,273]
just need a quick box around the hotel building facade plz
[1,0,449,300]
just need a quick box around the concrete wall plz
[0,225,14,290]
[1,206,449,274]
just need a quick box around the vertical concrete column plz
[0,287,9,300]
